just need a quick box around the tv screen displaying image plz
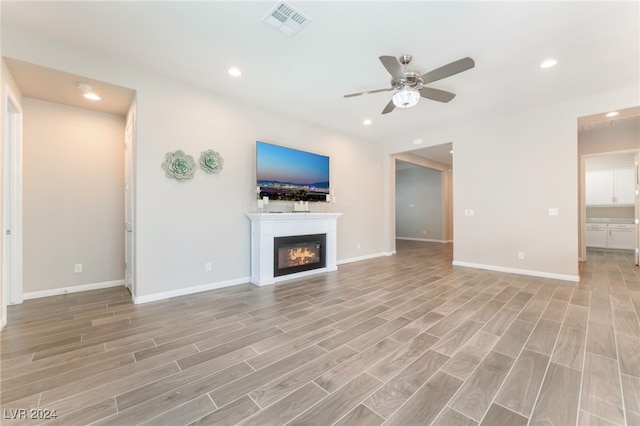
[256,141,330,202]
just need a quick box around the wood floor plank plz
[333,404,384,426]
[388,312,444,344]
[39,344,197,406]
[426,308,475,338]
[528,362,581,426]
[586,321,618,360]
[563,304,589,331]
[524,318,561,355]
[518,295,547,324]
[363,349,449,419]
[432,407,478,426]
[621,373,640,424]
[190,395,259,426]
[492,319,535,358]
[551,325,586,370]
[177,327,282,371]
[317,316,387,351]
[249,345,357,408]
[289,373,382,426]
[480,403,528,426]
[246,325,337,370]
[449,350,515,421]
[210,345,325,408]
[495,349,550,417]
[241,382,328,426]
[441,331,499,380]
[383,371,462,426]
[139,394,216,426]
[432,319,484,357]
[366,332,439,382]
[613,308,640,336]
[580,352,625,424]
[117,347,256,411]
[314,338,400,393]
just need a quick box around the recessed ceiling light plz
[363,119,372,126]
[228,67,242,77]
[539,59,557,69]
[76,82,100,101]
[605,111,619,118]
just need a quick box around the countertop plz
[586,217,635,224]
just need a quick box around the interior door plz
[124,111,135,293]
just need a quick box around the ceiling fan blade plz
[379,56,405,80]
[421,57,475,85]
[419,87,456,103]
[343,88,391,98]
[382,99,396,114]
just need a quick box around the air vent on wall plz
[262,1,311,37]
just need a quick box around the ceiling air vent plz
[262,1,311,37]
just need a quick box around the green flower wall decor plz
[162,150,196,181]
[199,150,224,174]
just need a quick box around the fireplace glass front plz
[274,234,326,277]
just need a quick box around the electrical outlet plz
[205,262,212,272]
[422,230,427,235]
[74,264,83,273]
[518,252,525,260]
[356,243,361,249]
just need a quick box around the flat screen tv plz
[256,141,330,202]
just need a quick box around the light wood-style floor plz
[1,241,639,425]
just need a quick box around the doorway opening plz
[389,142,453,256]
[578,106,639,267]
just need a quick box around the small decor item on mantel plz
[162,150,196,182]
[199,149,224,174]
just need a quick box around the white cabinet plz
[585,168,636,206]
[586,223,608,248]
[587,222,636,250]
[608,224,636,250]
[614,168,636,205]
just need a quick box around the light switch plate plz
[548,208,559,216]
[464,209,474,216]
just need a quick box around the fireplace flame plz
[288,247,316,265]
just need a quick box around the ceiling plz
[2,1,639,147]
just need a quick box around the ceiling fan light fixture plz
[392,86,420,109]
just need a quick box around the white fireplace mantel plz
[247,212,342,286]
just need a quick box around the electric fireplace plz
[274,234,326,277]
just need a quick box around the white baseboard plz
[337,251,393,265]
[133,277,250,304]
[23,280,126,300]
[452,261,580,283]
[397,237,451,244]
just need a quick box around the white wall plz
[383,85,638,281]
[22,98,125,294]
[2,27,386,302]
[396,163,443,241]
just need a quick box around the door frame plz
[389,150,453,252]
[2,84,24,323]
[579,148,640,263]
[124,105,137,299]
